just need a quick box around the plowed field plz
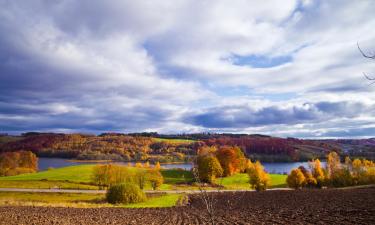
[0,188,374,224]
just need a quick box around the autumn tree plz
[215,146,245,176]
[247,160,270,191]
[298,166,317,188]
[91,164,135,188]
[309,159,325,188]
[287,168,306,189]
[147,169,164,190]
[154,161,161,170]
[0,151,38,176]
[197,154,223,183]
[326,151,341,178]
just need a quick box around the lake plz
[38,158,325,174]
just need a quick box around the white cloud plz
[0,0,374,137]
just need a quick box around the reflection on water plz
[38,158,325,174]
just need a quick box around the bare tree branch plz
[357,42,375,59]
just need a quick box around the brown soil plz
[0,188,374,225]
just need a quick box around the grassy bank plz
[218,173,287,189]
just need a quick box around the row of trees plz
[91,164,164,190]
[0,151,38,176]
[196,145,272,191]
[287,152,375,189]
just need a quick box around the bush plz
[106,183,146,204]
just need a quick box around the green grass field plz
[0,164,95,183]
[0,165,195,190]
[218,173,287,189]
[124,194,182,208]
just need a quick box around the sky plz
[0,0,375,138]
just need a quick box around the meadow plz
[0,164,287,190]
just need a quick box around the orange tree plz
[215,146,246,176]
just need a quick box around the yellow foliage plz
[247,161,270,191]
[287,168,305,189]
[327,152,341,178]
[154,162,161,170]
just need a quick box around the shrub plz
[106,183,146,204]
[247,160,270,191]
[287,168,306,189]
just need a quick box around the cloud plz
[185,101,373,128]
[0,0,374,137]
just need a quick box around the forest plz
[0,132,374,162]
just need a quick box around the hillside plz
[0,133,374,162]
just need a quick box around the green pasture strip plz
[123,193,181,208]
[0,180,98,190]
[0,164,96,183]
[218,173,287,189]
[0,192,104,203]
[160,169,194,184]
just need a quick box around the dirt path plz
[0,188,374,224]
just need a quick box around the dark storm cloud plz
[185,101,372,128]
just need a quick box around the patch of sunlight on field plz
[218,173,287,189]
[0,164,96,183]
[123,194,182,208]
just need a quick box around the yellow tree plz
[248,161,270,191]
[154,162,161,170]
[147,169,164,190]
[326,152,341,178]
[287,168,305,189]
[197,154,223,183]
[310,159,325,188]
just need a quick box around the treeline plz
[1,132,373,162]
[0,151,38,176]
[0,133,200,162]
[287,152,375,189]
[91,164,163,190]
